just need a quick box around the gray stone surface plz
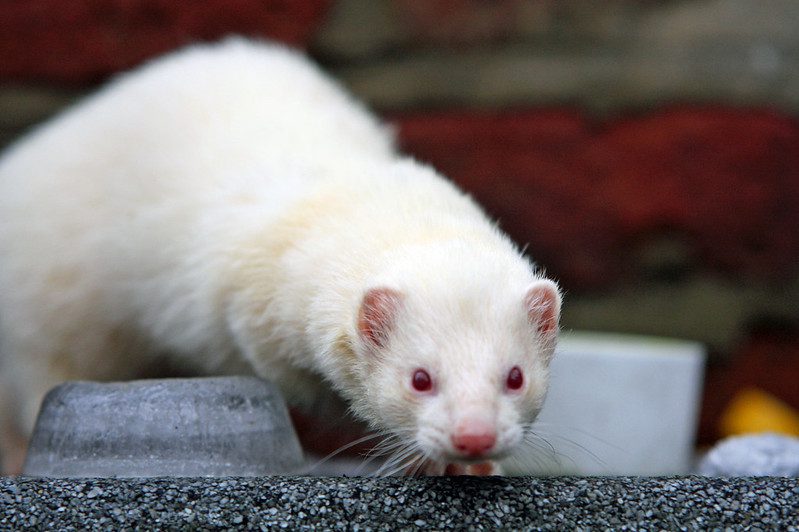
[1,476,797,529]
[22,377,304,478]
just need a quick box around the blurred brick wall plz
[0,0,331,83]
[394,108,799,291]
[1,0,798,443]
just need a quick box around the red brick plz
[393,108,799,290]
[0,0,332,84]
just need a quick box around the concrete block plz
[22,376,304,478]
[511,332,706,475]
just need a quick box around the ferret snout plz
[450,419,497,458]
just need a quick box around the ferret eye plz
[506,366,524,391]
[411,368,433,392]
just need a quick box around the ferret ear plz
[525,279,561,346]
[358,287,404,350]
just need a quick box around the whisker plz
[530,421,625,452]
[373,444,407,477]
[375,441,420,477]
[303,431,387,474]
[522,439,560,466]
[380,451,423,477]
[521,432,572,472]
[523,428,559,457]
[506,450,547,475]
[408,454,428,477]
[365,435,408,462]
[356,435,407,475]
[383,442,418,469]
[543,434,608,467]
[524,424,610,469]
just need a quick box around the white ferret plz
[0,38,561,475]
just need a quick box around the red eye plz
[506,366,524,391]
[412,368,432,392]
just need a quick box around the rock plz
[698,433,799,477]
[22,376,304,477]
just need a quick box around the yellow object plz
[719,388,799,438]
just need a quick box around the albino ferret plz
[0,39,561,475]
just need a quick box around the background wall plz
[1,0,797,445]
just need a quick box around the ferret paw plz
[445,461,500,476]
[412,460,500,476]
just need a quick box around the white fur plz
[0,38,560,472]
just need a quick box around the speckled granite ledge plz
[2,476,797,530]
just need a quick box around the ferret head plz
[349,245,561,468]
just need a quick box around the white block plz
[510,331,706,476]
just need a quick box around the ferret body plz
[0,39,560,475]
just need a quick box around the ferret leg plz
[2,345,84,445]
[408,459,500,476]
[0,422,27,476]
[0,381,30,475]
[0,357,87,475]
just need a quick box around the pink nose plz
[451,430,497,457]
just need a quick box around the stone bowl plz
[22,376,304,477]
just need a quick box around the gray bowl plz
[22,376,304,478]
